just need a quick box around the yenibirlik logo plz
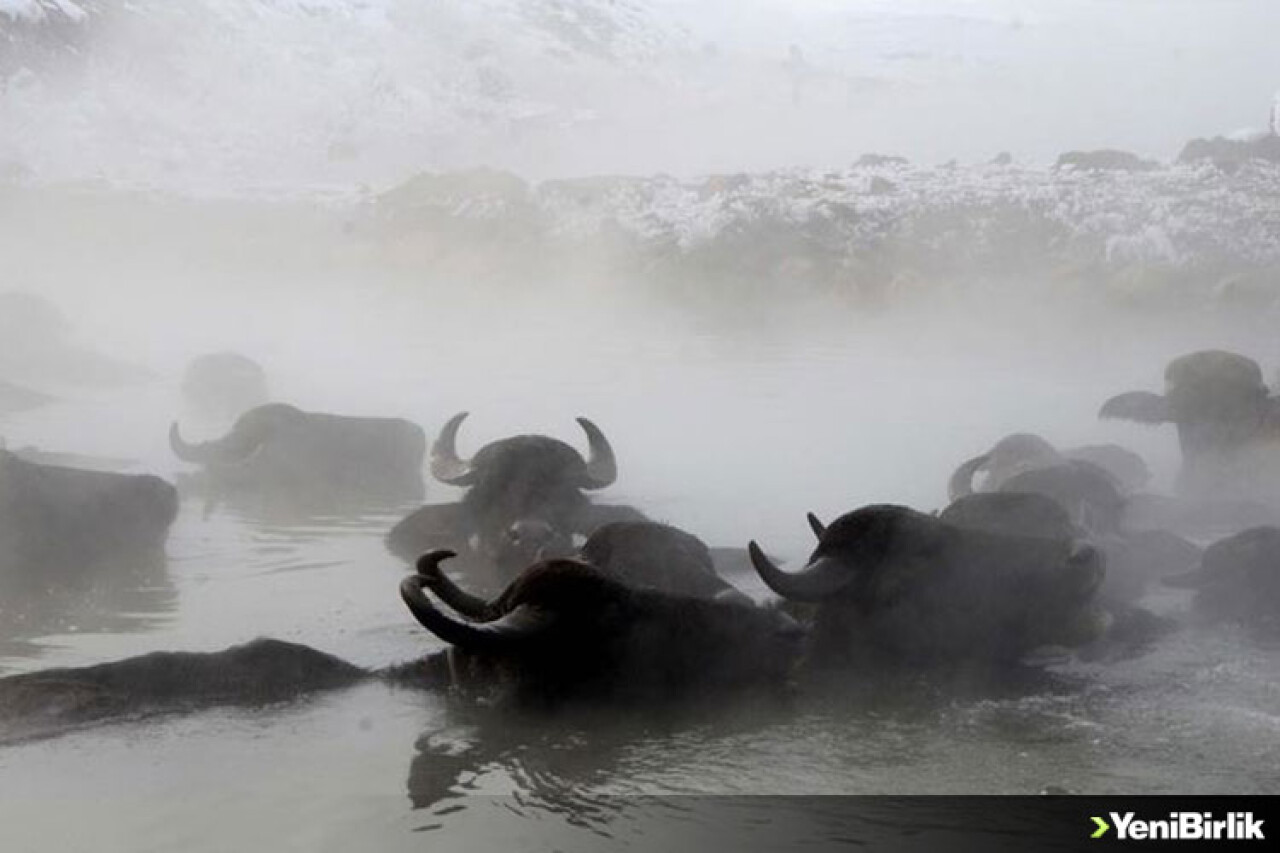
[1091,812,1265,841]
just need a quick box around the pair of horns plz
[430,412,617,489]
[747,511,855,603]
[399,550,555,652]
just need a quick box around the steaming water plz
[2,187,1279,850]
[4,1,1280,845]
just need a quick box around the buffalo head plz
[950,433,1149,501]
[1100,350,1280,498]
[393,412,629,578]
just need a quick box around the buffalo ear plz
[1099,391,1172,424]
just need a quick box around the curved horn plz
[168,421,264,466]
[1099,391,1172,424]
[748,541,857,603]
[169,422,204,463]
[576,416,617,490]
[415,550,493,621]
[399,577,553,652]
[947,453,990,501]
[806,512,826,540]
[430,412,477,486]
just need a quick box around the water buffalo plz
[951,438,1131,538]
[181,351,269,422]
[937,489,1196,662]
[169,403,426,503]
[939,492,1079,542]
[747,505,1108,670]
[1100,350,1280,501]
[578,521,753,604]
[0,291,149,386]
[1,449,178,577]
[386,413,646,586]
[0,638,368,743]
[399,551,802,705]
[948,433,1150,501]
[996,462,1130,537]
[1166,526,1280,631]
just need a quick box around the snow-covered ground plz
[361,158,1280,306]
[2,1,1278,192]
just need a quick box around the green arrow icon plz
[1091,816,1110,839]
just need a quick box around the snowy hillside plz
[366,158,1280,306]
[1,0,695,190]
[4,1,1277,191]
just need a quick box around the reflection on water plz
[0,551,176,662]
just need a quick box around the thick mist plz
[1,183,1269,557]
[3,1,1280,844]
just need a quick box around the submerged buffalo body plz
[940,491,1199,610]
[952,432,1162,550]
[0,638,368,742]
[1167,526,1280,630]
[579,521,752,604]
[939,492,1079,542]
[1100,350,1280,501]
[995,462,1129,537]
[1,449,178,577]
[0,292,149,387]
[387,413,645,585]
[951,451,1128,537]
[170,403,426,502]
[400,551,801,704]
[749,505,1107,669]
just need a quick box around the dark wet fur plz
[406,559,801,707]
[579,520,747,601]
[0,638,367,744]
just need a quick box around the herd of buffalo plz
[3,344,1280,736]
